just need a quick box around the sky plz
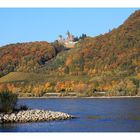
[0,8,139,46]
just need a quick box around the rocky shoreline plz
[0,109,73,124]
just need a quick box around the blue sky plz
[0,8,139,46]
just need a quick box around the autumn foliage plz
[0,10,140,97]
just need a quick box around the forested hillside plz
[0,41,65,77]
[0,10,140,97]
[50,10,140,76]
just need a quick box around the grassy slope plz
[0,72,90,83]
[0,72,46,83]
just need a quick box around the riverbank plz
[18,95,140,99]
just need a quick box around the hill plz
[0,41,65,77]
[50,10,140,77]
[0,10,140,96]
[42,10,140,95]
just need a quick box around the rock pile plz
[0,109,73,123]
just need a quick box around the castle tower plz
[66,31,71,42]
[66,31,74,42]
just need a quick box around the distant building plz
[65,31,74,43]
[58,31,74,42]
[58,31,76,49]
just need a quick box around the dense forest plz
[0,41,66,76]
[0,10,140,97]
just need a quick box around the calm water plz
[0,98,140,132]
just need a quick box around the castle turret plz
[66,31,74,42]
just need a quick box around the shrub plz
[0,90,18,113]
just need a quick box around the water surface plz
[0,98,140,132]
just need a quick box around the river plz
[0,98,140,132]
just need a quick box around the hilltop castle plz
[57,31,76,49]
[58,31,76,48]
